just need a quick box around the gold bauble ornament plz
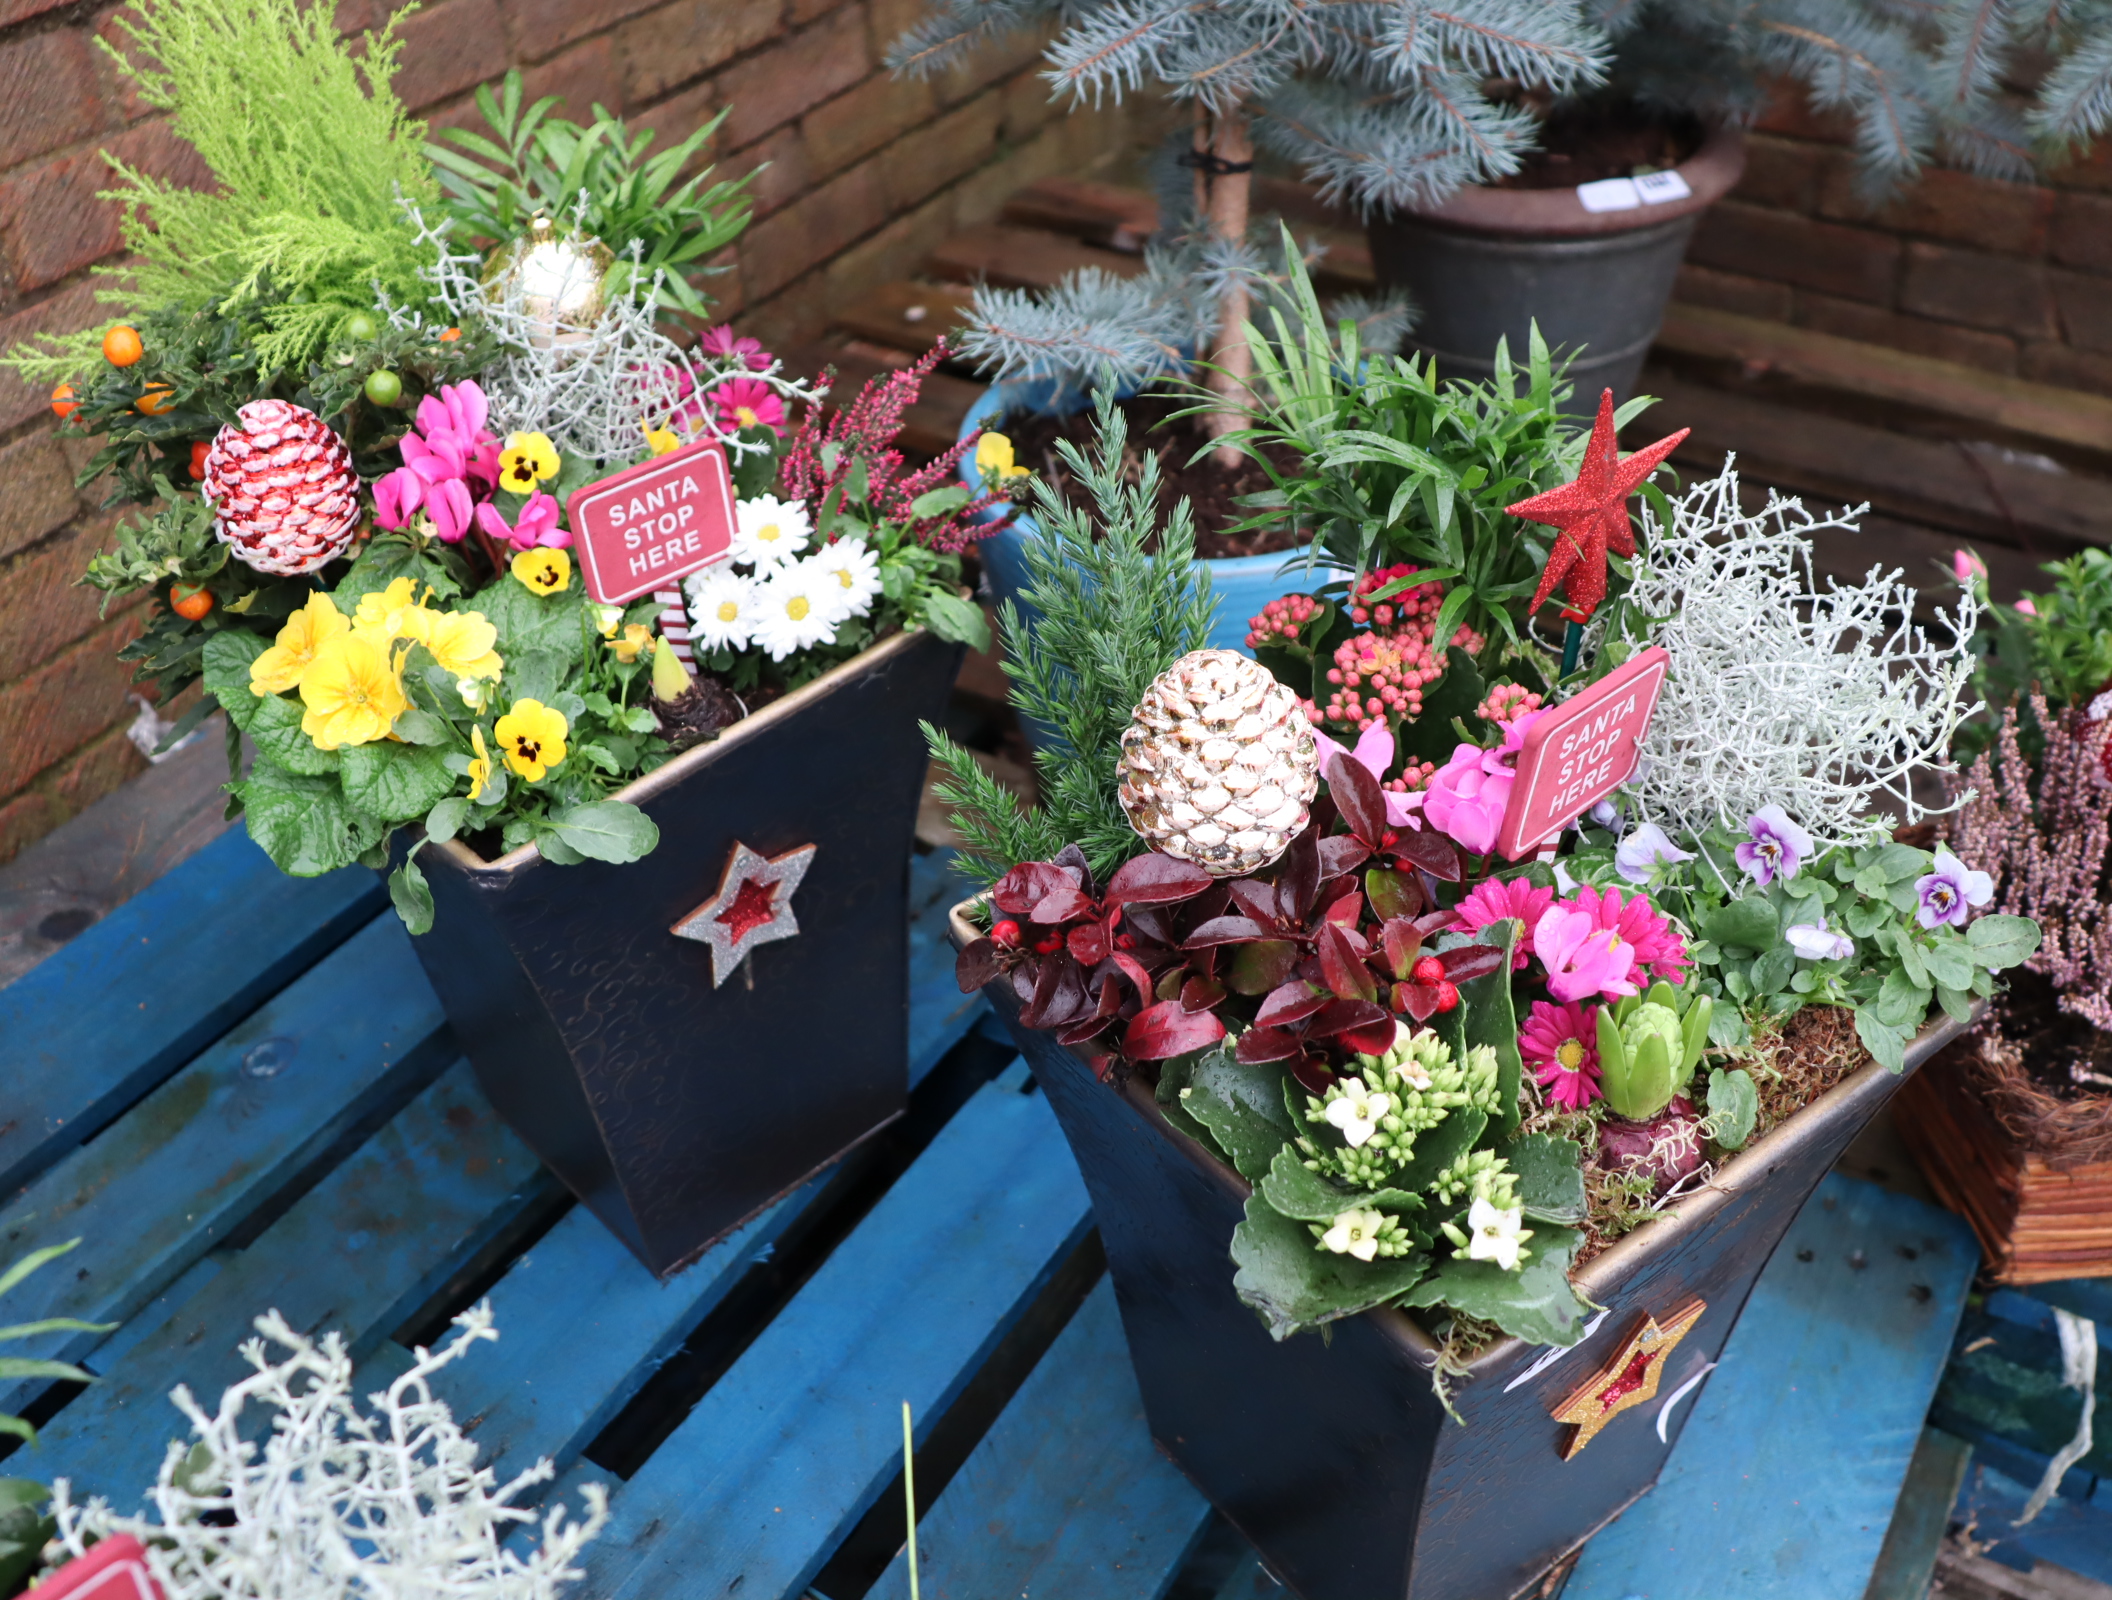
[1117,648,1318,876]
[481,214,614,349]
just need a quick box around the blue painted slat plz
[908,849,983,1087]
[0,916,445,1418]
[871,1278,1212,1600]
[1210,1557,1276,1600]
[29,1061,540,1501]
[548,1073,1093,1600]
[1567,1174,1980,1599]
[0,831,382,1195]
[1955,1459,2112,1585]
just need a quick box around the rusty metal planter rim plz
[947,895,1966,1377]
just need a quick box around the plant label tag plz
[568,439,737,605]
[1634,169,1692,204]
[1494,646,1669,861]
[34,1537,163,1600]
[1576,176,1642,213]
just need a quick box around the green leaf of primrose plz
[1400,1225,1589,1348]
[1965,914,2042,970]
[1183,1046,1298,1184]
[246,692,338,775]
[1230,1196,1430,1343]
[1500,1133,1587,1224]
[388,855,434,936]
[239,761,383,877]
[390,707,451,746]
[548,800,659,863]
[339,741,457,824]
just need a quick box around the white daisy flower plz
[687,568,757,652]
[808,536,882,622]
[730,494,811,570]
[750,563,839,660]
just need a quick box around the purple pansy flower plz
[1735,804,1814,888]
[1784,917,1852,962]
[1614,822,1695,885]
[1915,847,1994,929]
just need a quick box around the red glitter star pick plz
[1506,389,1689,622]
[670,840,818,986]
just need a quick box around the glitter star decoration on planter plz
[671,841,818,986]
[1506,389,1690,622]
[1549,1298,1706,1459]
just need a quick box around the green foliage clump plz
[1958,547,2112,763]
[924,398,1218,887]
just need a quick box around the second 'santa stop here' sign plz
[567,439,737,604]
[1495,646,1670,860]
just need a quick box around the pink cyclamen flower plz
[714,377,785,435]
[1423,742,1514,854]
[372,466,426,530]
[1312,722,1424,829]
[1952,549,1987,584]
[1567,883,1689,983]
[474,490,568,550]
[699,325,773,371]
[1534,905,1639,1003]
[1520,1000,1602,1110]
[1455,877,1556,969]
[427,477,474,545]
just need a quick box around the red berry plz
[1035,936,1063,955]
[1412,956,1444,986]
[1435,980,1460,1013]
[990,919,1022,948]
[1115,932,1135,950]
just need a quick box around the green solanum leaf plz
[548,800,659,863]
[339,741,458,824]
[1400,1225,1589,1347]
[1230,1195,1429,1342]
[1965,914,2041,971]
[1183,1047,1299,1183]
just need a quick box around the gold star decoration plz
[670,841,818,986]
[1548,1298,1706,1460]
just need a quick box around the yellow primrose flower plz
[498,431,561,492]
[298,634,408,750]
[974,431,1031,481]
[494,698,568,782]
[423,608,504,681]
[511,547,571,595]
[608,623,652,663]
[467,724,495,802]
[645,428,680,456]
[251,592,350,696]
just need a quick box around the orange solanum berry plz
[189,440,210,479]
[135,384,175,416]
[102,325,144,367]
[169,582,213,621]
[50,383,78,420]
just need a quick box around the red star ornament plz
[670,840,818,986]
[1506,388,1689,622]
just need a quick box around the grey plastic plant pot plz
[1367,126,1747,408]
[952,897,1964,1600]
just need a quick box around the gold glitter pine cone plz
[1117,648,1319,875]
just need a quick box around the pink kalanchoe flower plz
[427,477,474,545]
[1311,722,1424,828]
[474,490,568,550]
[1520,1000,1602,1110]
[1568,883,1689,982]
[1534,904,1640,1003]
[714,377,785,435]
[699,325,773,372]
[2016,598,2039,616]
[1456,877,1557,969]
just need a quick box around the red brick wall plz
[0,0,1137,864]
[1677,85,2112,396]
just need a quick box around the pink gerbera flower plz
[1567,884,1689,983]
[1520,1000,1602,1110]
[713,377,785,435]
[1455,877,1556,969]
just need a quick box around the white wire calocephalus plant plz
[1609,460,1981,848]
[50,1302,607,1600]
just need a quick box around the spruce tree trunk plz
[1195,108,1253,469]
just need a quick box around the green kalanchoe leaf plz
[1183,1047,1298,1183]
[1401,1225,1589,1348]
[1231,1196,1430,1343]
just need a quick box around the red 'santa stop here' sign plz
[567,439,737,604]
[1494,646,1669,861]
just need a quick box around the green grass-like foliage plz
[0,1238,111,1446]
[428,70,755,326]
[926,398,1218,887]
[6,0,438,385]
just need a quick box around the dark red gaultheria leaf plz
[1438,942,1505,984]
[1317,922,1377,1002]
[1227,938,1299,995]
[1395,980,1441,1022]
[1105,853,1214,907]
[1124,999,1226,1060]
[1111,951,1157,1004]
[1327,753,1389,847]
[1415,909,1461,939]
[1309,997,1390,1039]
[1155,966,1185,1002]
[1179,973,1227,1013]
[1056,1013,1119,1046]
[1392,828,1465,881]
[1227,878,1282,928]
[1380,917,1424,980]
[1029,884,1097,924]
[1331,921,1372,960]
[1366,865,1422,921]
[1321,888,1363,928]
[956,938,1001,993]
[1290,1053,1337,1095]
[1317,834,1372,882]
[1256,979,1329,1028]
[1281,829,1321,918]
[991,860,1086,916]
[1235,1026,1303,1064]
[1052,842,1095,894]
[1183,915,1273,949]
[1122,904,1176,949]
[1067,920,1111,966]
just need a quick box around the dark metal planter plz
[410,626,961,1278]
[1367,126,1746,406]
[954,902,1961,1600]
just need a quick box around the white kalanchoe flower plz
[750,562,839,660]
[687,568,757,652]
[1465,1197,1532,1271]
[730,494,810,570]
[1323,1076,1393,1148]
[808,536,882,621]
[1320,1207,1389,1263]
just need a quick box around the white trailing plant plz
[50,1302,607,1600]
[1608,460,1981,848]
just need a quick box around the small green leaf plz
[425,796,470,843]
[389,856,434,936]
[1965,914,2041,970]
[921,590,991,650]
[391,707,451,745]
[908,486,971,519]
[1704,896,1779,952]
[1400,1225,1589,1347]
[1231,1197,1430,1342]
[549,800,659,863]
[1703,1067,1760,1150]
[1875,969,1933,1029]
[1854,1007,1907,1073]
[1185,1048,1298,1183]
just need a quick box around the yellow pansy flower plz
[298,635,408,750]
[467,724,495,802]
[498,431,561,492]
[511,547,571,595]
[494,698,568,782]
[250,592,349,696]
[423,608,504,681]
[974,431,1031,481]
[645,428,680,456]
[608,623,652,663]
